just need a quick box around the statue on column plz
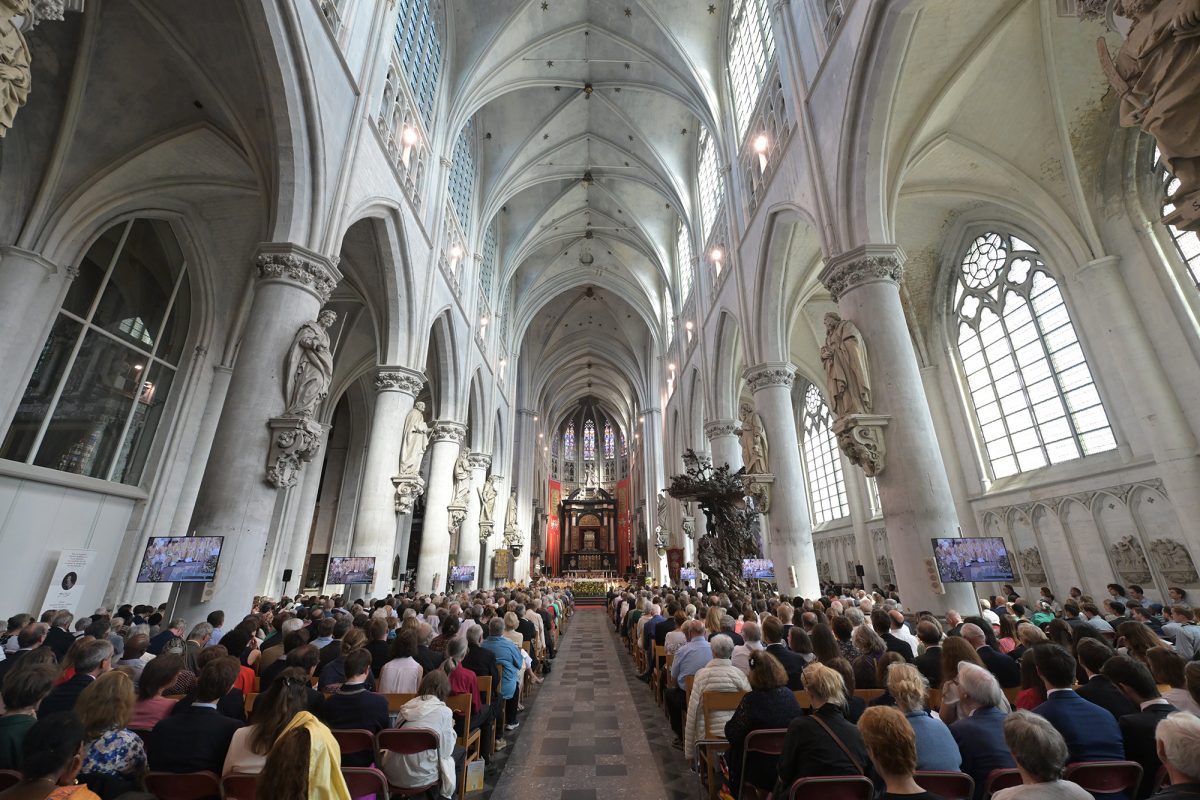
[657,490,669,526]
[451,448,470,506]
[398,401,431,477]
[1099,0,1200,232]
[0,0,31,138]
[478,476,499,524]
[283,310,337,419]
[739,403,769,475]
[821,312,872,418]
[582,462,598,489]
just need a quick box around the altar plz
[555,485,619,576]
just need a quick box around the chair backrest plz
[794,690,812,709]
[332,728,377,759]
[144,770,223,800]
[521,641,531,654]
[926,688,942,710]
[220,772,259,800]
[1063,761,1144,796]
[446,692,474,734]
[701,690,748,738]
[983,768,1023,796]
[1002,686,1020,707]
[787,775,874,800]
[854,688,884,702]
[341,766,390,800]
[913,771,974,800]
[377,726,441,756]
[477,674,493,705]
[381,692,418,713]
[685,674,695,694]
[244,692,258,717]
[0,771,20,792]
[737,728,789,799]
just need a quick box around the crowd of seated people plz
[0,585,571,800]
[610,581,1200,800]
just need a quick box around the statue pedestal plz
[447,504,467,538]
[741,472,775,512]
[479,521,494,544]
[833,414,890,476]
[265,416,324,489]
[392,473,426,514]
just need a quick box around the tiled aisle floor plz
[486,607,698,800]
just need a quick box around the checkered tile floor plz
[484,608,701,799]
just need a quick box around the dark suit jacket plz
[712,631,746,646]
[318,639,343,670]
[1033,691,1125,764]
[1076,675,1140,720]
[536,609,555,651]
[415,645,443,675]
[654,617,676,648]
[765,643,808,691]
[45,627,75,661]
[882,633,915,662]
[148,706,243,774]
[146,629,176,656]
[321,684,390,734]
[776,704,869,795]
[1120,702,1177,799]
[0,648,34,684]
[915,645,942,687]
[39,673,95,717]
[950,707,1016,800]
[171,689,247,722]
[976,645,1020,688]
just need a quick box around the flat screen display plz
[450,565,475,582]
[931,537,1015,583]
[679,568,696,581]
[742,558,775,580]
[136,536,224,583]
[327,556,376,585]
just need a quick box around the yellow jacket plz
[276,711,352,800]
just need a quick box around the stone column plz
[513,409,537,583]
[642,408,666,583]
[457,452,490,589]
[820,245,974,613]
[174,244,341,623]
[743,364,820,598]
[704,419,743,472]
[0,247,71,427]
[414,421,466,593]
[277,426,329,597]
[352,366,424,597]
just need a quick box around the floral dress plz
[82,727,147,779]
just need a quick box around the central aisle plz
[487,607,692,799]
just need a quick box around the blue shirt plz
[906,710,961,772]
[481,635,523,699]
[643,615,664,652]
[671,637,712,685]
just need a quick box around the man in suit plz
[944,610,965,638]
[0,624,47,684]
[1153,712,1200,800]
[40,639,112,717]
[515,605,539,672]
[872,608,914,662]
[1103,655,1179,799]
[654,603,679,649]
[318,616,352,670]
[321,649,389,767]
[147,618,186,656]
[414,622,444,674]
[762,616,807,690]
[148,656,243,773]
[637,605,665,681]
[536,599,556,658]
[1075,639,1139,719]
[43,611,76,661]
[1031,644,1125,766]
[949,663,1017,800]
[183,622,212,673]
[962,623,1019,688]
[913,620,943,687]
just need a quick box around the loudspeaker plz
[282,569,293,582]
[855,564,865,577]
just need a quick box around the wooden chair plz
[381,692,418,714]
[376,728,442,798]
[1002,686,1020,708]
[926,688,942,711]
[496,663,507,729]
[243,692,258,717]
[983,768,1023,796]
[736,728,788,800]
[143,770,223,800]
[793,690,813,709]
[341,766,390,800]
[446,693,482,800]
[913,771,974,800]
[650,644,667,705]
[331,728,378,766]
[854,688,884,702]
[0,771,20,792]
[220,772,259,800]
[1063,761,1143,797]
[477,674,497,754]
[697,690,748,800]
[786,775,874,799]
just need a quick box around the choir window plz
[395,0,442,128]
[697,126,723,242]
[448,121,476,231]
[677,222,694,304]
[800,385,849,525]
[728,0,776,141]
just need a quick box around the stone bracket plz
[266,416,324,489]
[742,472,775,512]
[447,504,467,538]
[833,414,890,477]
[392,474,426,514]
[479,520,494,544]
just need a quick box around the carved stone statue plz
[504,491,519,533]
[582,462,598,489]
[1150,537,1200,582]
[657,490,669,524]
[0,0,31,138]
[451,448,470,506]
[1109,534,1153,583]
[478,476,498,524]
[739,403,769,475]
[398,401,431,477]
[283,310,336,419]
[821,312,872,418]
[1100,0,1200,231]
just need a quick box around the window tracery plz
[800,385,849,524]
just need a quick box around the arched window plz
[448,121,475,231]
[603,422,615,460]
[697,126,724,241]
[1152,146,1200,288]
[800,385,848,525]
[953,231,1116,479]
[396,0,442,128]
[480,224,497,301]
[728,0,776,141]
[676,222,694,304]
[583,420,596,461]
[1,219,192,484]
[563,422,575,454]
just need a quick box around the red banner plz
[546,480,562,576]
[616,478,632,575]
[666,548,684,584]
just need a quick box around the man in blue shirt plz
[665,619,711,747]
[481,617,524,731]
[638,604,665,682]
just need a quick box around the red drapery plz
[546,480,562,576]
[616,478,632,575]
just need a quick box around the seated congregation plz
[0,588,569,800]
[612,582,1200,800]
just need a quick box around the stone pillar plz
[743,364,819,598]
[352,367,424,597]
[174,244,341,622]
[704,419,743,472]
[820,245,974,613]
[277,427,329,597]
[0,247,70,427]
[642,408,666,583]
[414,421,466,593]
[457,453,490,589]
[513,409,537,583]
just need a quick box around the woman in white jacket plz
[381,670,465,799]
[683,633,751,760]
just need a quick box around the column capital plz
[1078,254,1122,277]
[467,452,492,471]
[374,365,425,396]
[517,408,537,418]
[0,245,57,276]
[744,362,796,392]
[704,418,741,440]
[819,244,906,302]
[255,243,343,304]
[431,420,467,443]
[640,407,662,417]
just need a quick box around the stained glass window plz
[449,121,475,231]
[1153,146,1200,289]
[697,127,724,242]
[677,221,695,303]
[395,0,442,129]
[603,422,615,459]
[480,223,497,301]
[728,0,775,142]
[583,419,596,461]
[801,385,849,525]
[953,231,1116,479]
[563,422,575,454]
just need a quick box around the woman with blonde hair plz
[705,606,724,638]
[75,671,146,782]
[938,635,986,725]
[887,662,960,772]
[502,612,523,647]
[775,663,869,796]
